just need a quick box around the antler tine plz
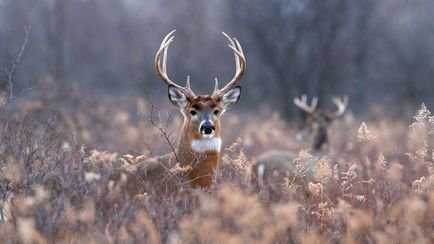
[311,96,318,110]
[329,95,348,118]
[214,77,219,92]
[157,30,175,76]
[233,38,244,71]
[155,30,195,97]
[223,34,241,73]
[293,94,318,114]
[162,41,168,74]
[212,32,246,98]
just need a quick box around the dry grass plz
[1,94,434,243]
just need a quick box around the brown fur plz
[193,152,219,188]
[184,96,222,139]
[176,96,222,187]
[112,96,226,197]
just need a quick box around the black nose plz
[201,122,215,135]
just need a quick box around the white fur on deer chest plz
[191,138,222,153]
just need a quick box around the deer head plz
[155,30,246,187]
[294,95,348,151]
[156,30,245,143]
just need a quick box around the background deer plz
[252,95,348,196]
[118,30,246,194]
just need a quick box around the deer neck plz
[176,123,221,187]
[312,126,329,152]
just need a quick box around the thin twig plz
[147,105,180,163]
[143,138,155,158]
[6,26,30,99]
[138,106,189,190]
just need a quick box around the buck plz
[119,30,246,193]
[252,95,348,195]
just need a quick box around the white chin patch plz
[191,138,222,153]
[201,133,215,139]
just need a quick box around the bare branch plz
[145,105,180,164]
[6,26,30,99]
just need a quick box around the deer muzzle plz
[200,120,215,138]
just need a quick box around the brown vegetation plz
[1,93,433,243]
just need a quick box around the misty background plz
[1,0,434,119]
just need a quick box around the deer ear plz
[168,85,189,109]
[220,86,241,109]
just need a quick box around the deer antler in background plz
[293,94,318,114]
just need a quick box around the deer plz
[115,30,246,195]
[252,95,348,197]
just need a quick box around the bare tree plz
[1,27,31,109]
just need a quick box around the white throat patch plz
[191,138,222,153]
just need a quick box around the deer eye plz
[213,109,219,116]
[190,110,197,116]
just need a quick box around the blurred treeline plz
[1,0,434,118]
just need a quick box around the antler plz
[212,32,246,99]
[328,95,348,119]
[155,30,195,97]
[293,94,318,114]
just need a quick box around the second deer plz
[252,95,348,195]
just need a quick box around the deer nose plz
[200,121,215,135]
